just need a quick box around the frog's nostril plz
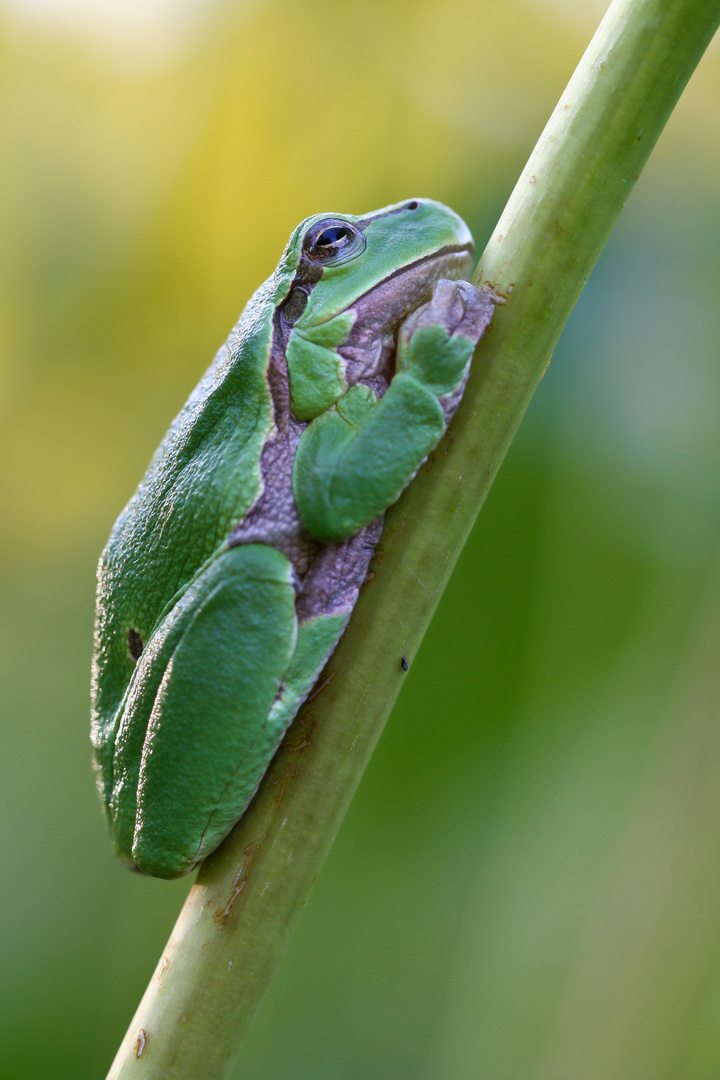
[406,201,419,210]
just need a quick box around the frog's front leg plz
[292,279,494,544]
[108,543,303,879]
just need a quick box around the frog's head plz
[276,198,475,422]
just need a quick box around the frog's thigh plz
[195,609,350,862]
[132,542,298,879]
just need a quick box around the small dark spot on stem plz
[135,1029,149,1059]
[215,833,268,926]
[401,656,409,672]
[307,668,337,702]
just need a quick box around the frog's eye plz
[304,219,366,266]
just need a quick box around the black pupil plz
[317,226,352,248]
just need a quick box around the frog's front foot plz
[396,278,495,423]
[403,277,495,351]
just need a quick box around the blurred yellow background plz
[1,1,720,1077]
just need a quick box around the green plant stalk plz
[106,2,720,1076]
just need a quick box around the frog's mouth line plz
[369,243,475,337]
[353,243,474,329]
[372,242,474,292]
[305,242,475,331]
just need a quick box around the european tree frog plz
[91,198,494,878]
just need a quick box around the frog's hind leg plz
[194,521,382,864]
[194,609,349,862]
[114,542,299,879]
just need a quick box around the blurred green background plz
[1,1,720,1077]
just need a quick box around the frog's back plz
[94,278,280,713]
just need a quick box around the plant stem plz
[106,2,720,1076]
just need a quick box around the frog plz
[91,198,495,879]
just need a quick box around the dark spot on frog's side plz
[127,627,144,663]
